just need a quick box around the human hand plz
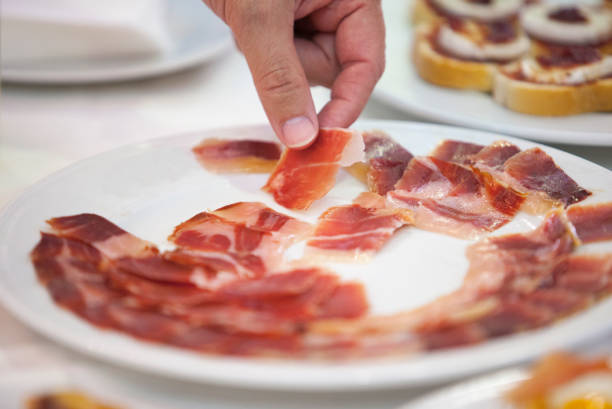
[203,0,385,148]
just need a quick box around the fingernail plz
[281,116,317,149]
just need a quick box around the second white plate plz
[1,0,233,84]
[375,1,612,146]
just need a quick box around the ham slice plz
[31,226,369,356]
[263,128,364,210]
[388,156,524,239]
[306,192,413,261]
[430,139,485,164]
[347,130,414,195]
[567,202,612,244]
[47,213,157,259]
[192,138,282,173]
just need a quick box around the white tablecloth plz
[2,47,612,408]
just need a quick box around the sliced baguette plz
[413,25,497,91]
[493,69,612,116]
[411,0,441,26]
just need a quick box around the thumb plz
[228,2,318,149]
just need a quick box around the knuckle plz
[258,64,304,98]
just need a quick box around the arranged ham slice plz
[473,147,591,213]
[387,156,525,239]
[47,213,157,259]
[31,221,369,356]
[347,131,414,195]
[306,192,413,261]
[192,138,282,173]
[263,128,365,210]
[168,203,313,285]
[431,141,590,214]
[430,140,485,164]
[567,202,612,244]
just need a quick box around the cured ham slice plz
[192,138,282,173]
[486,147,591,213]
[168,203,312,284]
[469,140,520,169]
[567,202,612,244]
[306,192,413,261]
[31,228,369,355]
[346,131,414,195]
[212,201,312,241]
[430,140,485,164]
[464,210,578,292]
[388,156,524,239]
[263,128,365,210]
[47,213,156,259]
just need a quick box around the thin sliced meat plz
[346,130,414,195]
[168,206,309,280]
[31,230,369,356]
[469,140,520,169]
[496,148,591,212]
[306,192,413,261]
[47,213,157,259]
[192,138,282,173]
[263,128,364,210]
[388,156,524,239]
[567,202,612,244]
[430,140,485,164]
[212,201,312,241]
[464,210,578,293]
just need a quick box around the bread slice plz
[493,68,612,116]
[413,25,497,91]
[411,0,441,26]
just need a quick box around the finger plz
[294,34,340,87]
[228,1,319,149]
[313,1,386,128]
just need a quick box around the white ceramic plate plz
[375,1,612,146]
[1,1,232,84]
[0,120,611,391]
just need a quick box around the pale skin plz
[203,0,386,148]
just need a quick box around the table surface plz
[2,47,612,409]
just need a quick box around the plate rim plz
[1,119,611,391]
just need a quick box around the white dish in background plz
[375,1,612,146]
[0,0,232,84]
[0,120,611,391]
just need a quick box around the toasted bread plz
[493,68,612,116]
[411,0,441,26]
[413,25,497,91]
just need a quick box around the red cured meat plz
[31,228,369,357]
[47,213,157,259]
[306,192,413,261]
[430,140,485,164]
[192,138,282,173]
[388,156,524,239]
[168,203,312,283]
[567,202,612,244]
[347,131,414,195]
[501,148,591,209]
[263,128,364,210]
[470,140,521,169]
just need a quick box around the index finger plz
[315,1,386,128]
